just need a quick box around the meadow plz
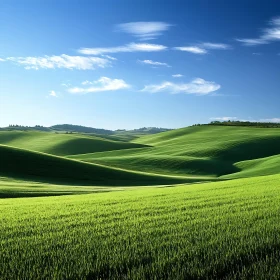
[0,125,280,279]
[1,175,280,279]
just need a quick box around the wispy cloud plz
[237,16,280,46]
[201,43,231,49]
[174,46,207,54]
[259,118,280,123]
[139,59,171,67]
[174,42,231,54]
[49,90,58,97]
[141,78,220,95]
[210,117,237,121]
[79,43,167,55]
[101,54,117,60]
[7,54,111,70]
[81,80,92,85]
[0,58,5,62]
[68,77,130,94]
[61,82,71,87]
[172,74,183,78]
[116,22,172,40]
[252,52,262,55]
[271,17,280,25]
[236,39,266,46]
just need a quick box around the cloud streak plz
[259,118,280,123]
[49,90,58,97]
[7,54,111,70]
[68,77,130,94]
[237,16,280,46]
[141,78,221,95]
[201,43,231,49]
[210,117,237,121]
[174,46,207,54]
[79,43,167,55]
[172,74,183,78]
[116,22,172,40]
[139,59,170,67]
[174,42,231,54]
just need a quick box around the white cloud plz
[139,59,170,67]
[141,78,220,95]
[81,80,92,85]
[201,43,231,49]
[237,16,280,46]
[78,43,167,55]
[259,118,280,123]
[61,83,71,87]
[174,46,207,54]
[101,54,117,60]
[7,54,111,70]
[271,17,280,26]
[174,42,231,54]
[49,90,57,97]
[252,52,262,55]
[116,22,171,40]
[0,58,5,62]
[172,74,183,78]
[68,77,130,94]
[236,38,268,46]
[210,117,237,121]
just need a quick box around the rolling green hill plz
[1,124,280,278]
[70,126,280,179]
[223,154,280,179]
[1,125,279,192]
[1,124,172,140]
[0,145,197,187]
[0,131,147,156]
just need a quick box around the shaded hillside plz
[50,124,114,134]
[0,145,194,186]
[223,154,280,179]
[71,126,280,178]
[0,124,173,138]
[0,131,147,156]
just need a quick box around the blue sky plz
[0,0,279,129]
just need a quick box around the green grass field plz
[0,125,280,279]
[1,174,280,279]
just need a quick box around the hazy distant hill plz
[0,124,173,136]
[208,121,280,128]
[0,125,52,132]
[50,124,114,134]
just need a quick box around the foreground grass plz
[1,174,280,279]
[0,176,130,198]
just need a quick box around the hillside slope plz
[0,131,147,156]
[223,154,280,179]
[71,126,280,178]
[0,145,196,186]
